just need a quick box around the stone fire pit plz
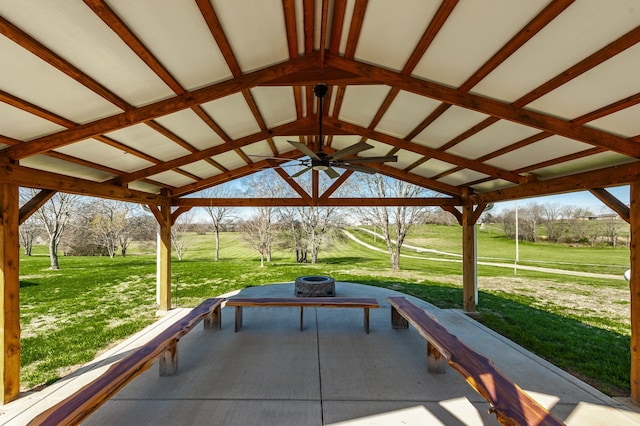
[295,275,335,297]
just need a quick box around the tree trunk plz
[390,249,400,270]
[49,239,60,270]
[260,253,264,268]
[215,229,220,261]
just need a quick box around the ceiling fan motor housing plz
[314,83,328,99]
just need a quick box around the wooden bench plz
[28,298,224,426]
[226,297,379,333]
[387,296,564,426]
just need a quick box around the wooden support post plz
[630,182,640,403]
[158,202,171,312]
[159,341,178,376]
[427,341,446,374]
[462,203,477,313]
[0,183,20,403]
[203,304,222,330]
[391,305,409,329]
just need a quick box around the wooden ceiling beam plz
[324,117,521,183]
[283,0,299,59]
[19,189,55,225]
[3,55,321,160]
[589,188,630,223]
[117,119,317,184]
[0,162,168,205]
[326,55,640,158]
[84,0,184,94]
[470,162,640,205]
[174,197,459,208]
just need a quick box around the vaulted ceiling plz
[1,0,639,209]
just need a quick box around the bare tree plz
[280,205,343,264]
[350,174,428,270]
[540,203,564,241]
[240,170,288,263]
[201,186,235,261]
[30,191,79,269]
[171,209,195,260]
[240,208,274,267]
[89,200,129,258]
[19,217,41,256]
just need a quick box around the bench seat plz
[387,296,564,426]
[225,297,379,333]
[29,298,224,426]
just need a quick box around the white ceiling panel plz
[338,85,392,127]
[0,0,174,108]
[212,0,289,72]
[438,169,489,186]
[412,0,548,87]
[180,160,222,180]
[106,124,192,162]
[148,170,196,187]
[201,93,261,139]
[532,151,637,180]
[412,159,457,179]
[0,36,121,124]
[272,136,297,155]
[55,139,154,173]
[526,44,640,120]
[250,87,297,128]
[472,0,640,103]
[154,110,225,151]
[355,0,440,72]
[0,103,65,141]
[375,91,441,138]
[211,151,249,170]
[241,141,277,160]
[471,179,515,193]
[446,121,541,160]
[388,150,423,170]
[20,155,114,182]
[412,106,489,149]
[107,0,233,90]
[485,136,593,171]
[128,180,162,194]
[587,104,640,138]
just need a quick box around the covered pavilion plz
[1,0,640,413]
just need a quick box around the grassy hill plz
[18,224,631,396]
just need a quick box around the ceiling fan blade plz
[287,140,320,160]
[327,141,374,160]
[324,167,340,179]
[342,155,398,164]
[246,154,304,162]
[291,166,311,178]
[339,164,378,174]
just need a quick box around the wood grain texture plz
[387,296,564,426]
[28,298,224,426]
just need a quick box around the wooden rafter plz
[174,197,459,208]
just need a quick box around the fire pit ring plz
[295,275,335,297]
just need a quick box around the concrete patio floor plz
[2,282,640,425]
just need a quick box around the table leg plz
[234,306,243,332]
[364,308,370,333]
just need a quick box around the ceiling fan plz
[285,83,397,179]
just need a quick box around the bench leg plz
[204,304,222,330]
[427,341,446,374]
[300,306,304,331]
[234,306,243,332]
[159,341,178,376]
[364,308,370,333]
[391,306,408,329]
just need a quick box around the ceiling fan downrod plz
[314,83,328,151]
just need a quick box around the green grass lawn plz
[18,225,632,397]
